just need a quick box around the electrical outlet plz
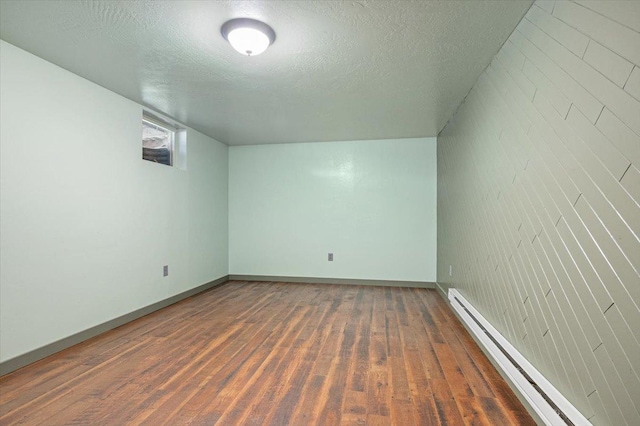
[163,265,169,277]
[328,253,334,261]
[449,265,452,276]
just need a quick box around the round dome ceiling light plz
[221,18,276,56]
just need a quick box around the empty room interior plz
[0,0,638,425]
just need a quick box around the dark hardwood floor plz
[0,281,535,425]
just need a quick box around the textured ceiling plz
[0,0,532,145]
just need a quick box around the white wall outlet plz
[449,265,452,276]
[328,253,334,261]
[163,265,169,277]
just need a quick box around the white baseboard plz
[448,288,590,426]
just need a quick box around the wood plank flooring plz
[0,281,536,425]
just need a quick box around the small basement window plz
[142,116,174,166]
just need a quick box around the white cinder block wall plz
[437,1,639,425]
[0,41,229,363]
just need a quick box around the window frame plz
[142,113,177,167]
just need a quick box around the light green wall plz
[437,3,640,425]
[229,138,437,282]
[0,40,229,363]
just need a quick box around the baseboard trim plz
[229,275,435,288]
[0,275,230,376]
[448,288,590,426]
[435,282,448,299]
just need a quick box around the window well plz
[142,117,174,166]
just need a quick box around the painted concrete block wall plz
[229,138,437,283]
[437,1,639,425]
[0,41,229,363]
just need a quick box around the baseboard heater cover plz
[448,288,590,426]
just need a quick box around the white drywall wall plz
[229,138,437,282]
[0,40,229,363]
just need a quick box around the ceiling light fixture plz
[221,18,276,56]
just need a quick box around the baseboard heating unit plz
[448,288,591,426]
